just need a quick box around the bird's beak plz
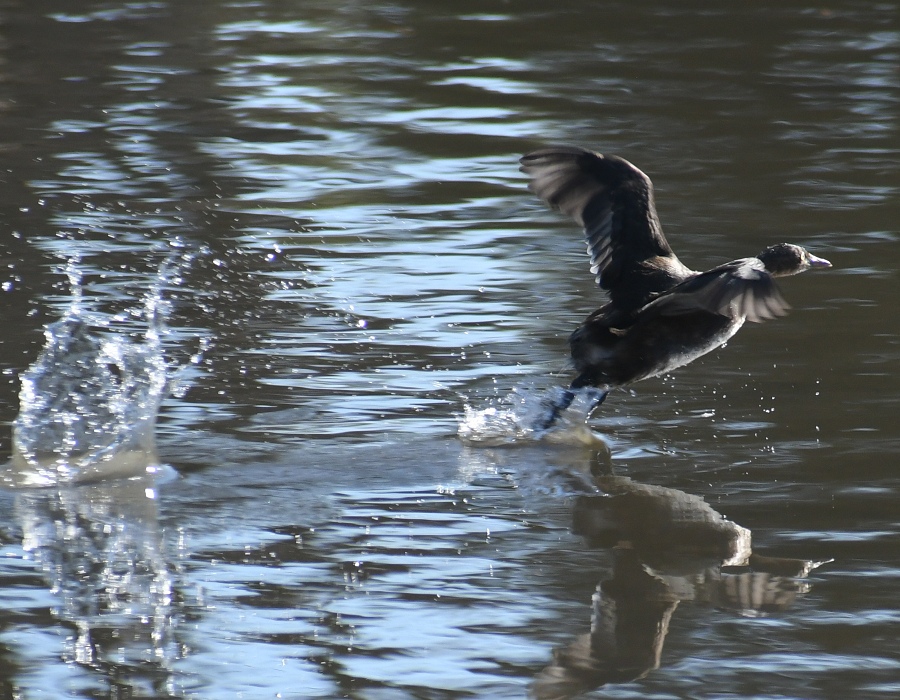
[808,254,832,269]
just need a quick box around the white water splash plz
[9,250,196,486]
[458,385,608,447]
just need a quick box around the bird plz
[519,146,832,430]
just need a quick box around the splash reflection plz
[12,468,182,695]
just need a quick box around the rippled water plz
[0,1,897,698]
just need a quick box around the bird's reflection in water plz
[10,456,182,696]
[532,453,830,700]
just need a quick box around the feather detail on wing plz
[642,258,790,323]
[520,146,692,313]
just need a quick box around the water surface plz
[0,1,897,698]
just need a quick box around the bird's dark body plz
[570,308,738,389]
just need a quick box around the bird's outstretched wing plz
[644,258,790,323]
[520,146,692,312]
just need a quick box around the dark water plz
[0,1,898,698]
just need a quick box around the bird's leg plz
[533,388,577,432]
[583,387,609,418]
[533,385,609,432]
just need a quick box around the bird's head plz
[757,243,832,277]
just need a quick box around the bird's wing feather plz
[644,258,790,322]
[520,146,692,312]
